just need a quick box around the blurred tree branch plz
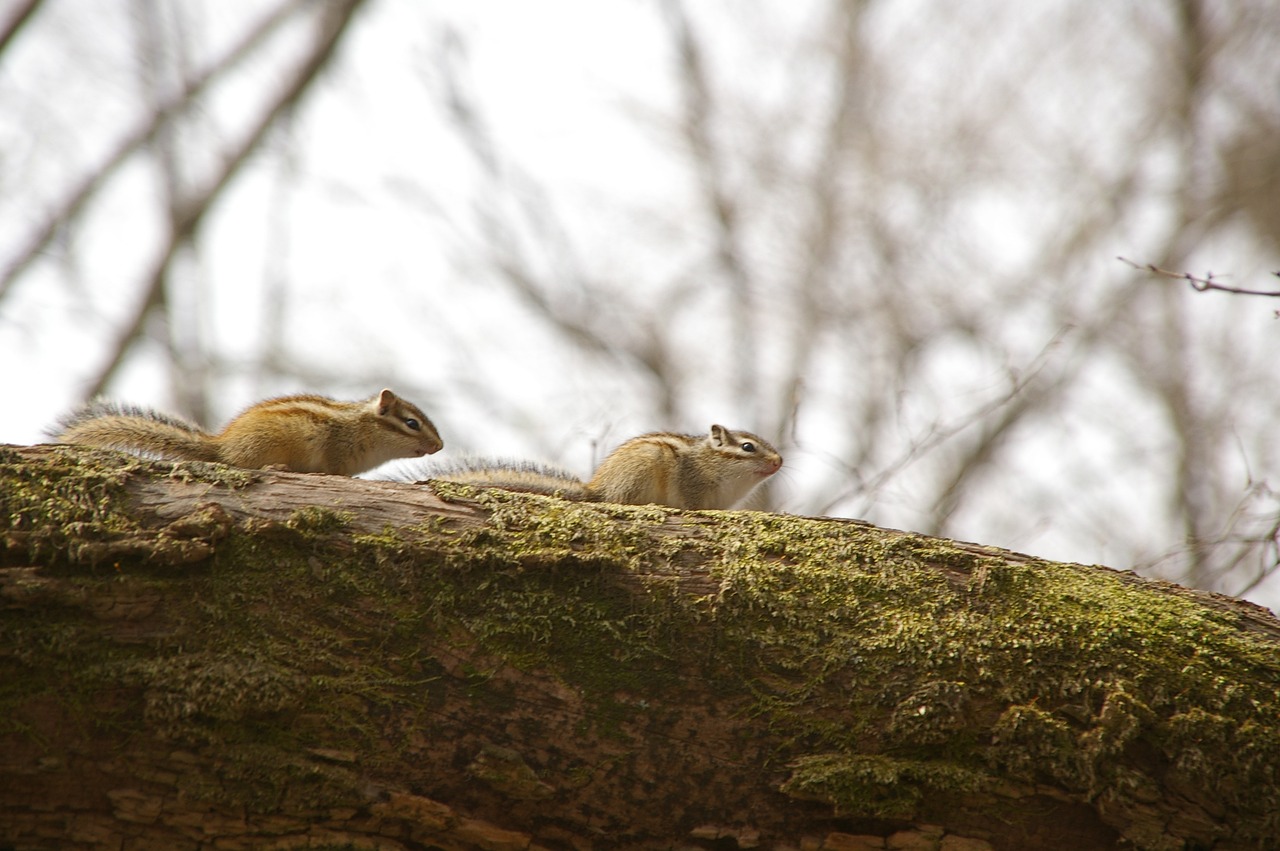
[1119,256,1280,298]
[0,0,311,303]
[431,28,688,422]
[82,0,370,399]
[661,0,760,418]
[6,0,1280,599]
[0,0,43,55]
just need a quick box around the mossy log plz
[2,443,1279,851]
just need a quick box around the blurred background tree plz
[2,0,1278,600]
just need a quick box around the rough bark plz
[1,443,1278,851]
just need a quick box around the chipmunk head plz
[708,424,783,476]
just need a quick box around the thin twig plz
[0,0,44,55]
[0,0,309,301]
[82,0,369,399]
[815,323,1074,518]
[661,0,759,416]
[433,31,631,364]
[1118,256,1280,297]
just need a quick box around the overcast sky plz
[4,1,1280,609]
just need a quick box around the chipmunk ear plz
[376,389,397,414]
[709,424,730,445]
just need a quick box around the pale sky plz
[3,1,1280,609]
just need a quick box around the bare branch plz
[1232,515,1280,597]
[816,324,1075,518]
[0,0,310,303]
[81,0,370,399]
[1118,256,1280,297]
[660,0,759,414]
[432,30,685,402]
[0,0,43,55]
[770,3,869,446]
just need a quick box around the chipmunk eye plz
[405,418,421,431]
[741,442,756,453]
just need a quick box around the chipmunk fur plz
[54,389,442,475]
[384,425,781,510]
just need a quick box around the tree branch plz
[1118,255,1280,297]
[660,0,759,415]
[0,0,43,56]
[80,0,370,399]
[3,444,1280,850]
[0,0,310,303]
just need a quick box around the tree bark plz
[2,443,1278,851]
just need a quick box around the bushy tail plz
[370,456,591,500]
[53,401,220,462]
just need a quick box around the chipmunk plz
[54,389,443,475]
[385,425,782,510]
[586,426,782,509]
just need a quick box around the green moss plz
[5,452,1280,845]
[0,446,256,570]
[162,458,258,489]
[126,653,305,730]
[430,483,679,572]
[0,447,139,567]
[781,752,985,818]
[886,680,971,746]
[989,703,1079,784]
[1164,708,1280,831]
[286,506,355,534]
[379,492,1280,837]
[177,741,364,811]
[603,508,1280,839]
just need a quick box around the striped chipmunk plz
[54,389,443,476]
[385,424,782,510]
